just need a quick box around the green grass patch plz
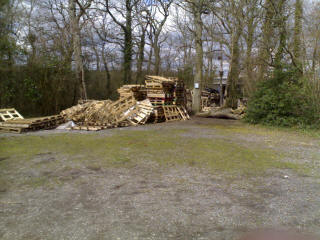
[0,129,304,178]
[202,121,320,145]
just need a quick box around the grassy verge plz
[0,129,304,179]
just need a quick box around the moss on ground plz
[0,129,304,181]
[202,122,320,141]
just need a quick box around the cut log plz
[196,108,242,120]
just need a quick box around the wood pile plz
[60,76,190,131]
[61,95,137,128]
[61,94,159,130]
[231,104,246,117]
[148,106,166,123]
[201,90,220,110]
[174,79,187,107]
[117,85,147,101]
[0,76,190,133]
[145,75,175,106]
[0,115,64,133]
[127,99,154,126]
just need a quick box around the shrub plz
[245,69,320,128]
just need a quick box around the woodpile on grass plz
[61,76,190,130]
[0,76,190,133]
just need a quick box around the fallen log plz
[196,108,242,120]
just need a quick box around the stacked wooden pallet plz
[174,79,187,107]
[61,95,156,131]
[145,75,175,106]
[201,89,220,111]
[0,108,24,122]
[148,106,166,123]
[163,105,190,122]
[0,115,65,133]
[127,99,154,126]
[0,76,190,133]
[62,95,138,128]
[117,85,147,101]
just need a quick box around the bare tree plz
[145,0,173,75]
[185,0,207,113]
[69,0,93,100]
[104,0,140,84]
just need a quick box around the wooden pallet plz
[179,106,190,120]
[0,115,65,133]
[163,105,183,122]
[117,85,147,100]
[145,84,164,89]
[109,94,137,123]
[147,106,165,123]
[67,125,107,131]
[145,75,175,83]
[162,105,190,122]
[0,126,25,133]
[149,101,174,106]
[147,93,168,98]
[0,108,24,122]
[128,100,154,125]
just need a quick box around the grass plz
[0,129,304,182]
[201,121,320,148]
[206,121,320,139]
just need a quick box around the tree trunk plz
[245,17,254,96]
[136,27,146,84]
[312,36,319,73]
[147,46,153,74]
[192,5,203,114]
[123,0,133,84]
[226,27,242,109]
[92,44,100,71]
[102,44,111,97]
[69,0,87,100]
[274,0,287,72]
[153,41,161,75]
[293,0,303,76]
[257,0,274,80]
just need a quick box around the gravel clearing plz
[0,118,320,240]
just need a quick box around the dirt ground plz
[1,118,320,240]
